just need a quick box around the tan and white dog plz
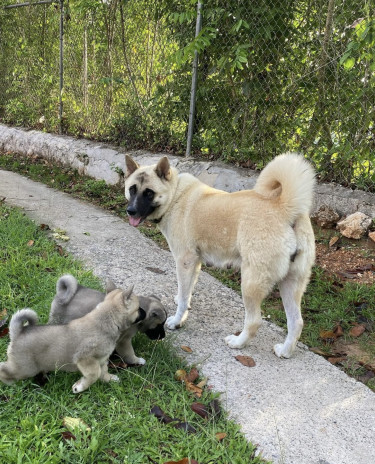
[124,153,316,358]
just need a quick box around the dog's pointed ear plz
[122,285,134,301]
[105,279,116,294]
[125,155,140,177]
[155,156,171,180]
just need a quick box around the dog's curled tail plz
[254,152,316,222]
[9,309,38,339]
[55,274,79,305]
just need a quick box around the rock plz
[312,205,340,228]
[369,231,375,243]
[337,212,372,239]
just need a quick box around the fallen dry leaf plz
[175,369,187,382]
[191,402,209,419]
[184,381,202,398]
[319,329,337,341]
[181,345,193,353]
[327,356,347,365]
[333,324,344,337]
[27,240,34,247]
[349,324,366,337]
[63,417,91,433]
[164,459,199,464]
[235,355,256,367]
[186,367,199,383]
[329,236,340,247]
[61,430,76,441]
[215,432,227,441]
[150,406,196,433]
[196,378,207,389]
[309,347,332,357]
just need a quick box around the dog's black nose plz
[127,206,137,216]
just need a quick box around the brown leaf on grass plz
[186,367,199,383]
[0,328,9,338]
[185,381,203,398]
[215,432,227,441]
[27,240,34,247]
[319,329,337,340]
[61,431,76,441]
[327,356,347,365]
[150,406,196,433]
[349,324,366,337]
[109,360,128,370]
[40,223,50,231]
[150,406,176,424]
[181,345,193,353]
[329,236,340,247]
[164,459,199,464]
[196,378,207,389]
[235,355,256,367]
[333,324,344,337]
[191,402,209,419]
[309,347,333,357]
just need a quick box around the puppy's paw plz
[166,315,183,330]
[108,374,120,382]
[273,343,292,359]
[134,357,146,366]
[72,379,86,393]
[225,334,247,349]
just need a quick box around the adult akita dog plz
[125,153,316,358]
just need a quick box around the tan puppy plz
[48,274,167,365]
[0,287,142,392]
[124,153,316,358]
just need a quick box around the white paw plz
[131,357,146,366]
[273,343,292,358]
[72,380,85,393]
[108,374,120,382]
[166,315,183,330]
[225,334,246,349]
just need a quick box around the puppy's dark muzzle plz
[145,324,166,340]
[134,308,146,324]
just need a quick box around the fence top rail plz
[4,0,57,9]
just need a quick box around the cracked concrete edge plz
[1,123,375,218]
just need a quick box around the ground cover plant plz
[0,150,374,391]
[0,202,265,464]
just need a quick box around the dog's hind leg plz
[167,254,201,330]
[99,362,120,383]
[73,358,101,393]
[225,268,269,349]
[0,362,17,385]
[274,273,308,358]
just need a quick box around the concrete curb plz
[1,123,375,218]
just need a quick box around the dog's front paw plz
[273,343,292,359]
[225,334,247,349]
[72,379,86,393]
[166,315,183,330]
[108,374,120,382]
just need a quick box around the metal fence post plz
[186,1,202,157]
[59,0,64,135]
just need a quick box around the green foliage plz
[0,0,374,189]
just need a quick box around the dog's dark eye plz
[129,185,137,195]
[144,189,154,200]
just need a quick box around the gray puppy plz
[0,287,142,393]
[48,275,167,365]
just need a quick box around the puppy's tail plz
[9,309,38,340]
[55,274,79,305]
[254,152,316,222]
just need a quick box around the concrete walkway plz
[1,169,374,464]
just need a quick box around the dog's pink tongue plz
[129,216,142,227]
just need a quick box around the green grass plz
[0,204,266,464]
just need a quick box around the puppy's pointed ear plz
[105,279,116,294]
[155,156,171,180]
[125,155,140,177]
[122,285,134,301]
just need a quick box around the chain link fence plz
[0,0,374,190]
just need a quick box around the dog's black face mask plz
[134,307,147,324]
[144,324,166,340]
[127,185,156,227]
